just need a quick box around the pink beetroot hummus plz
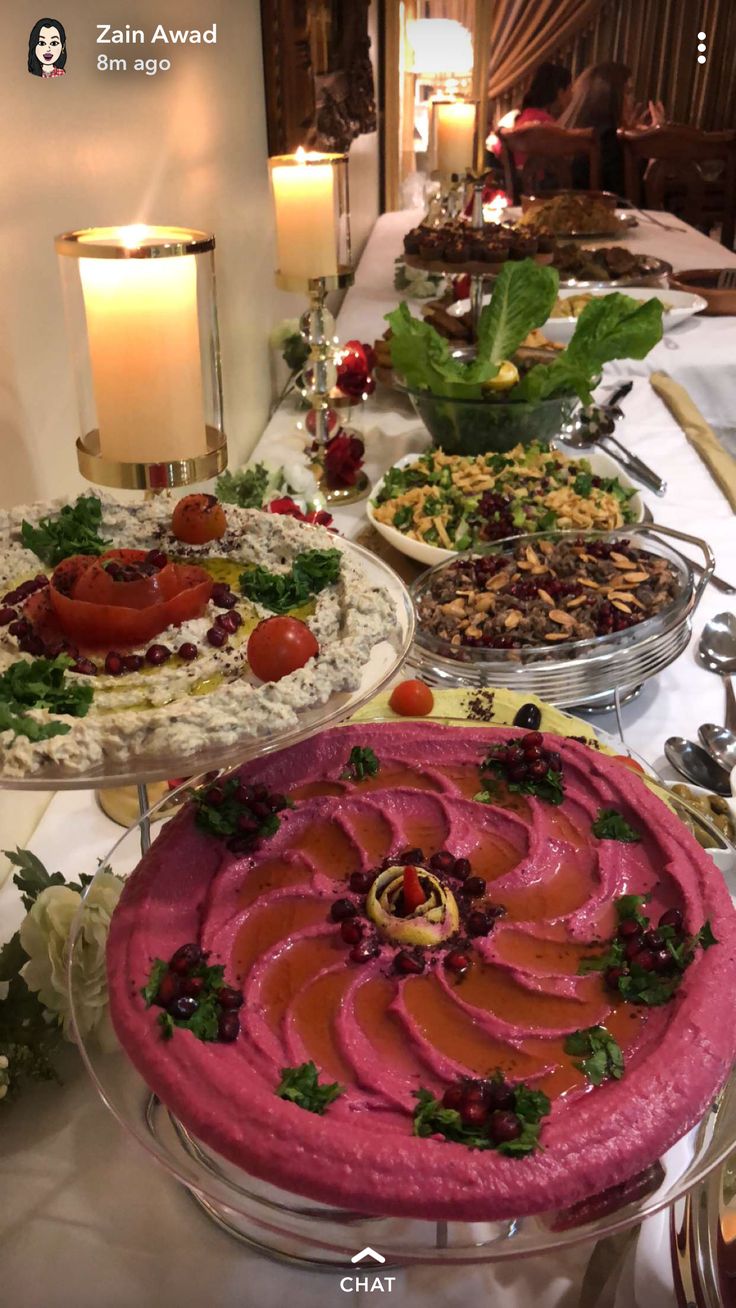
[107,722,736,1221]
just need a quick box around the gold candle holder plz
[269,152,368,505]
[55,225,227,490]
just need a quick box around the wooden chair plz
[619,126,736,250]
[497,124,602,203]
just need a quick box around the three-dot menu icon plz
[697,30,707,64]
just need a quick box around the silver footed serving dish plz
[407,524,714,712]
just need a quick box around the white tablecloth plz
[1,208,735,1307]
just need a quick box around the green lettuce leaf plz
[476,259,559,366]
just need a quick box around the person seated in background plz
[486,62,572,160]
[557,61,665,194]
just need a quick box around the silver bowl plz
[408,523,714,711]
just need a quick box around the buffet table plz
[1,208,735,1308]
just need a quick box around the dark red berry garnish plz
[452,858,471,881]
[330,898,357,922]
[521,731,544,750]
[604,966,625,990]
[146,643,171,666]
[168,995,199,1021]
[207,626,228,648]
[69,658,98,676]
[0,607,17,626]
[340,919,363,945]
[212,585,237,609]
[487,1080,515,1111]
[146,549,168,569]
[395,949,425,975]
[460,1100,488,1129]
[631,948,656,971]
[618,919,641,939]
[154,971,181,1007]
[429,850,456,875]
[397,848,424,865]
[464,876,486,898]
[652,948,672,973]
[467,910,491,937]
[442,1084,465,1111]
[489,1110,521,1144]
[178,642,198,662]
[180,976,205,998]
[218,1011,240,1042]
[445,950,470,975]
[122,654,144,673]
[624,936,644,961]
[349,870,374,894]
[218,986,244,1010]
[659,908,683,930]
[105,652,124,676]
[205,785,225,806]
[169,943,204,974]
[349,939,380,964]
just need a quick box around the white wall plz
[0,2,380,509]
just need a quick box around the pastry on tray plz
[107,696,736,1222]
[0,492,394,778]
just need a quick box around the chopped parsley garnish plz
[578,895,718,1006]
[591,809,641,843]
[276,1061,344,1114]
[341,746,380,782]
[141,956,226,1042]
[0,655,94,742]
[564,1026,624,1086]
[239,547,341,614]
[216,463,270,509]
[412,1081,550,1157]
[193,776,291,851]
[476,740,565,807]
[20,495,110,566]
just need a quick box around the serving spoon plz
[560,410,667,495]
[698,723,736,773]
[664,736,732,795]
[698,613,736,734]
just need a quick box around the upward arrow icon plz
[351,1247,386,1265]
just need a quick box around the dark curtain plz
[488,0,736,132]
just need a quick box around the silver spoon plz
[560,412,667,495]
[664,736,733,795]
[697,613,736,734]
[698,723,736,772]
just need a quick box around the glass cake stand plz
[68,717,736,1270]
[0,539,414,791]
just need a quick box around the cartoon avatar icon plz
[28,17,67,77]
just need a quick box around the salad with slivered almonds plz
[371,444,637,551]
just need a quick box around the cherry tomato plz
[389,679,434,717]
[247,616,318,683]
[611,754,646,775]
[172,494,227,545]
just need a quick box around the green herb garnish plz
[412,1079,550,1157]
[276,1061,344,1114]
[578,896,718,1006]
[141,956,225,1042]
[477,745,565,807]
[216,463,270,509]
[0,656,94,743]
[20,495,110,566]
[564,1026,624,1086]
[193,776,290,845]
[341,746,380,782]
[592,809,641,843]
[240,547,341,614]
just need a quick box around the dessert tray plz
[71,689,736,1268]
[407,524,714,711]
[0,492,413,788]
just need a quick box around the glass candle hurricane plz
[55,225,226,490]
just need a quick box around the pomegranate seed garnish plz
[122,655,144,673]
[180,976,205,998]
[340,919,363,945]
[618,919,641,939]
[349,939,380,964]
[452,858,471,881]
[659,908,683,930]
[167,995,199,1021]
[330,898,357,922]
[605,966,625,989]
[467,910,491,937]
[445,951,470,975]
[218,986,244,1010]
[349,870,374,894]
[105,652,124,676]
[218,1011,241,1042]
[178,642,198,662]
[207,626,227,648]
[464,876,485,898]
[0,607,17,626]
[169,943,204,974]
[442,1085,465,1111]
[145,643,171,666]
[395,949,425,975]
[489,1110,521,1144]
[154,971,181,1007]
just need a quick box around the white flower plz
[20,873,123,1053]
[281,460,320,498]
[0,1054,8,1101]
[269,317,302,349]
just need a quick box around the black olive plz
[513,702,542,731]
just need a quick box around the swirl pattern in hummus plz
[107,722,736,1221]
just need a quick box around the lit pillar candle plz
[79,228,207,463]
[435,101,477,178]
[270,150,338,282]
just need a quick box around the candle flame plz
[117,223,151,250]
[293,146,331,164]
